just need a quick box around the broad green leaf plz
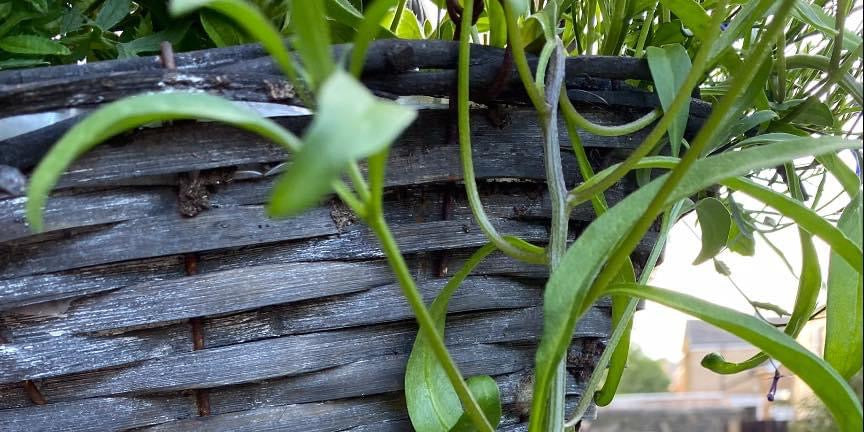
[170,0,304,91]
[774,98,836,127]
[60,5,86,35]
[27,93,301,232]
[604,284,863,432]
[658,0,711,39]
[268,71,416,217]
[647,44,691,157]
[533,136,861,428]
[449,376,502,432]
[406,244,500,432]
[0,35,70,55]
[291,0,334,88]
[825,191,863,379]
[200,10,249,47]
[649,20,689,47]
[713,110,778,152]
[95,0,131,31]
[693,197,731,264]
[383,8,423,39]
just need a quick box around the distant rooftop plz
[684,320,751,348]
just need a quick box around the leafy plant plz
[21,0,863,431]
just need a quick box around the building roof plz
[684,320,751,348]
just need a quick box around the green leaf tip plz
[267,70,416,218]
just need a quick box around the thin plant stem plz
[587,0,797,323]
[565,6,724,209]
[460,0,547,263]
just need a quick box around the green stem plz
[565,9,722,209]
[540,39,569,432]
[368,213,494,432]
[460,0,547,264]
[562,97,661,137]
[565,199,685,427]
[586,0,793,324]
[390,0,407,33]
[634,1,659,58]
[502,0,549,116]
[348,162,372,203]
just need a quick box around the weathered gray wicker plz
[0,40,708,431]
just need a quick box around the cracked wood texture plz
[0,41,705,431]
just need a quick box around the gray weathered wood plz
[0,206,336,278]
[0,188,176,243]
[20,107,641,189]
[0,274,601,382]
[0,306,608,397]
[0,394,195,432]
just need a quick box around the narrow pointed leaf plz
[406,244,500,432]
[825,191,864,379]
[604,284,863,432]
[533,136,861,424]
[26,93,301,232]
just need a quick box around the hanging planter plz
[0,35,709,431]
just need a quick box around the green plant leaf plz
[658,0,710,40]
[0,58,49,69]
[726,214,756,256]
[326,0,365,28]
[486,0,507,48]
[533,135,861,428]
[0,35,70,55]
[646,44,691,157]
[268,70,416,217]
[825,191,863,379]
[406,244,499,432]
[170,0,305,97]
[349,0,397,77]
[200,10,249,47]
[449,376,502,432]
[726,194,756,256]
[725,177,862,273]
[95,0,131,31]
[116,21,191,58]
[291,0,334,88]
[26,92,301,232]
[383,7,423,39]
[693,197,731,264]
[816,153,861,198]
[604,284,863,431]
[792,0,862,51]
[645,44,691,157]
[703,227,822,374]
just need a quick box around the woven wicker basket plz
[0,40,707,431]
